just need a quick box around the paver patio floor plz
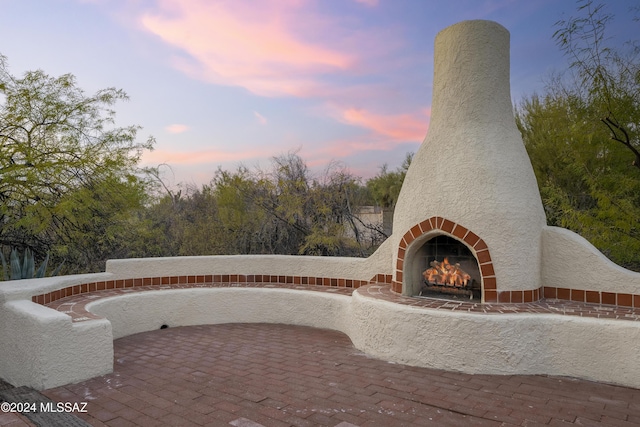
[36,323,640,426]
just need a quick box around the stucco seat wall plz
[3,282,640,391]
[0,300,113,390]
[86,288,353,339]
[348,290,640,389]
[104,252,392,282]
[0,251,394,391]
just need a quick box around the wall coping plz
[43,281,640,324]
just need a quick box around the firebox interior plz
[412,235,482,301]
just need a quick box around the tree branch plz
[601,115,640,169]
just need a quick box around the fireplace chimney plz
[392,20,546,300]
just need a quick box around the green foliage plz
[0,55,403,271]
[517,0,640,270]
[300,223,359,256]
[517,92,640,270]
[553,0,640,169]
[137,152,384,259]
[366,153,413,208]
[210,153,372,256]
[213,166,272,254]
[52,174,152,272]
[0,54,154,272]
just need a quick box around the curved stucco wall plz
[0,252,393,390]
[391,20,546,292]
[106,251,392,281]
[0,300,112,390]
[348,291,640,388]
[86,288,352,339]
[82,287,640,389]
[0,272,114,303]
[542,226,640,294]
[2,280,640,390]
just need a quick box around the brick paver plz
[0,411,33,426]
[41,324,640,426]
[0,380,34,427]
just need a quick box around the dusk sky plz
[1,0,638,187]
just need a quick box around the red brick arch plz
[392,216,498,302]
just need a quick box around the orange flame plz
[422,258,471,288]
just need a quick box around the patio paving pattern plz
[31,323,640,426]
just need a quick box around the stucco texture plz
[391,20,546,293]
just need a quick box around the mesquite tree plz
[0,55,154,272]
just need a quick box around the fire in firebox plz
[422,258,471,288]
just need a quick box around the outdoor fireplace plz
[389,20,547,303]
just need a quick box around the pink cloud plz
[141,146,277,166]
[300,136,421,181]
[165,123,189,134]
[301,117,426,167]
[354,0,379,6]
[253,111,268,125]
[284,106,428,165]
[340,107,429,142]
[315,137,411,159]
[106,0,429,183]
[140,0,356,97]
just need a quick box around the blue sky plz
[0,0,637,187]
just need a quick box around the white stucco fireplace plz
[389,20,546,303]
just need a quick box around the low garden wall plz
[0,240,639,391]
[0,253,389,390]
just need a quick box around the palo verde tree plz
[553,0,640,169]
[0,55,154,273]
[516,1,640,270]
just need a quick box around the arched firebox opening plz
[393,217,498,302]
